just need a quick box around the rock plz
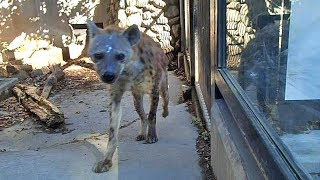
[119,0,126,8]
[127,13,143,26]
[14,64,33,73]
[163,45,174,53]
[118,21,127,29]
[163,24,171,31]
[139,27,146,32]
[13,70,29,81]
[152,37,160,43]
[22,47,66,70]
[172,24,180,38]
[0,67,8,77]
[166,0,179,5]
[168,16,179,25]
[6,65,18,74]
[126,6,143,14]
[157,31,171,40]
[30,69,44,78]
[41,66,51,75]
[126,0,137,6]
[159,39,171,49]
[136,0,149,7]
[145,30,157,38]
[9,59,23,65]
[1,51,15,62]
[150,9,162,17]
[7,32,26,51]
[142,19,153,27]
[145,4,158,12]
[157,15,168,24]
[14,50,34,60]
[118,9,127,28]
[151,25,164,33]
[142,11,152,20]
[182,86,192,101]
[166,5,179,18]
[51,64,65,81]
[151,0,166,8]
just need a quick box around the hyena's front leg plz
[132,91,147,141]
[145,83,160,144]
[93,90,124,173]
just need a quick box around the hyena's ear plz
[123,24,141,46]
[87,20,101,39]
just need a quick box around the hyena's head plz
[87,21,141,84]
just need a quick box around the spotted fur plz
[87,21,169,173]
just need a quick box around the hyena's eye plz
[115,53,125,61]
[94,53,104,60]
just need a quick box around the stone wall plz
[1,0,180,62]
[226,0,290,69]
[0,0,107,53]
[226,0,256,69]
[107,0,180,54]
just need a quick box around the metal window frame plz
[211,0,312,179]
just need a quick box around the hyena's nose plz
[102,72,116,83]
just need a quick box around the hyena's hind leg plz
[132,91,147,141]
[160,72,169,118]
[145,81,161,144]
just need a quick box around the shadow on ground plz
[0,72,201,180]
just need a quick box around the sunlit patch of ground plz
[55,65,104,91]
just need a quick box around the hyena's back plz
[134,29,170,118]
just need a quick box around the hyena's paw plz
[162,109,169,118]
[136,134,146,141]
[93,160,112,173]
[144,130,158,144]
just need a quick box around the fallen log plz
[13,84,64,128]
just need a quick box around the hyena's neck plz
[122,57,145,81]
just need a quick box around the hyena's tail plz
[160,71,169,118]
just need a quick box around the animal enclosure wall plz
[0,0,107,50]
[0,0,181,62]
[106,0,181,54]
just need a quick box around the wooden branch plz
[41,64,65,99]
[61,57,94,71]
[13,84,64,128]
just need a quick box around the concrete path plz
[0,73,201,180]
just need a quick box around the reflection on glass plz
[226,0,320,178]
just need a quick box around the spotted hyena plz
[87,21,169,173]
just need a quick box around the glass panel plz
[225,0,320,178]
